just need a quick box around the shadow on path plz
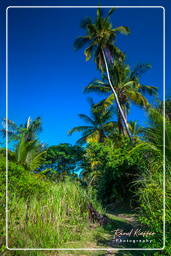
[95,207,149,254]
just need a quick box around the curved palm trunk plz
[123,106,128,136]
[102,49,132,141]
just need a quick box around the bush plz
[83,138,146,206]
[135,160,171,254]
[0,156,49,253]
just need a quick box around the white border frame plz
[6,5,165,251]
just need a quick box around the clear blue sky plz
[0,0,170,146]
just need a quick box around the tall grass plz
[8,179,102,249]
[134,157,171,254]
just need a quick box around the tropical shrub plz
[82,138,146,206]
[40,143,84,180]
[133,106,171,254]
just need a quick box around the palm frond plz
[128,142,161,156]
[67,126,92,135]
[73,36,90,50]
[128,121,143,136]
[112,26,130,35]
[139,85,158,96]
[130,64,152,80]
[127,90,149,108]
[96,93,115,108]
[96,8,103,19]
[84,79,110,94]
[87,97,95,107]
[80,17,92,29]
[108,44,125,61]
[1,118,20,141]
[28,151,46,170]
[78,114,94,125]
[107,8,116,17]
[100,107,114,122]
[94,46,104,71]
[76,134,90,145]
[103,121,117,130]
[15,136,28,163]
[2,118,18,130]
[84,44,95,61]
[86,130,100,143]
[121,80,136,89]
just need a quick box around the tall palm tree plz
[84,61,158,134]
[68,98,116,145]
[74,8,132,138]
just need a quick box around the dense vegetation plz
[0,7,170,256]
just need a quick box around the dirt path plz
[103,211,141,254]
[48,211,140,256]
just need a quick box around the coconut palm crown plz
[68,98,117,145]
[1,117,45,171]
[74,8,130,71]
[1,116,42,143]
[84,61,158,133]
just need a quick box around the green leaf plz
[108,8,116,17]
[84,46,94,61]
[97,8,102,18]
[113,26,130,35]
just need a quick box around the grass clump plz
[8,179,97,248]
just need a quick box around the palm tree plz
[1,117,45,171]
[74,8,132,139]
[1,116,42,143]
[68,98,116,145]
[15,135,46,171]
[84,61,158,134]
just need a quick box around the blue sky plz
[0,0,170,146]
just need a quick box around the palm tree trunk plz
[102,49,132,141]
[118,107,124,134]
[123,106,128,136]
[99,129,106,143]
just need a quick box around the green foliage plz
[82,138,144,205]
[0,156,48,253]
[74,8,129,71]
[143,106,171,162]
[0,155,103,251]
[68,98,117,144]
[84,60,157,134]
[8,180,92,248]
[0,5,170,251]
[165,98,171,120]
[130,105,171,253]
[1,116,42,143]
[1,117,46,172]
[15,135,46,171]
[41,143,84,180]
[0,157,48,200]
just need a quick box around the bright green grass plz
[8,180,103,250]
